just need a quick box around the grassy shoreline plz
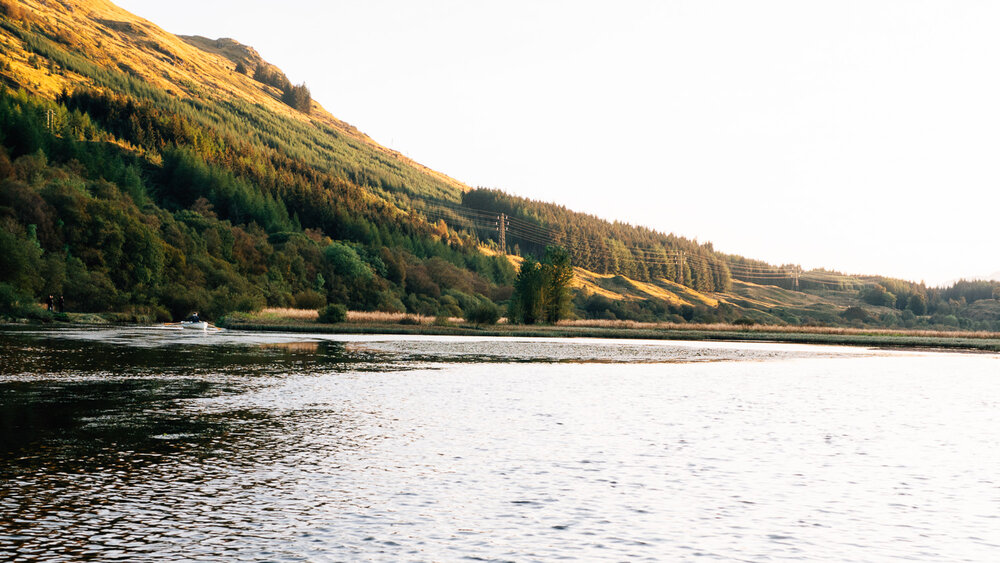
[6,308,1000,352]
[219,318,1000,353]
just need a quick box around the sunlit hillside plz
[0,0,468,200]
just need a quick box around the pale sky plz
[115,0,1000,286]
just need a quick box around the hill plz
[0,0,467,200]
[1,0,999,331]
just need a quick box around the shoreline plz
[219,320,1000,353]
[5,317,1000,353]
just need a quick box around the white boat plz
[180,321,208,330]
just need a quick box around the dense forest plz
[2,0,1000,330]
[0,86,514,320]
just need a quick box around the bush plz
[318,303,347,324]
[398,315,421,325]
[0,282,48,319]
[293,290,326,309]
[733,317,756,326]
[465,302,500,326]
[841,306,871,322]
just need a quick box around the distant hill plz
[1,0,999,330]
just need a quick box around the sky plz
[116,0,1000,286]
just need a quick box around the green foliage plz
[0,222,43,294]
[318,303,347,323]
[0,281,45,318]
[860,285,896,307]
[281,83,311,114]
[510,247,574,324]
[511,256,543,324]
[465,301,500,325]
[253,64,291,92]
[324,242,372,280]
[841,306,871,322]
[293,289,325,309]
[681,305,695,321]
[542,246,573,323]
[0,82,522,321]
[942,280,998,304]
[907,293,927,316]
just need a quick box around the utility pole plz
[793,267,800,291]
[678,251,685,286]
[496,212,507,254]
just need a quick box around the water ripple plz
[1,329,998,560]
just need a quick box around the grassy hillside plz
[0,0,467,201]
[2,0,999,331]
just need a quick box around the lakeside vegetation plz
[210,308,1000,353]
[3,1,1000,334]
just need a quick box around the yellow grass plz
[626,278,687,306]
[245,308,474,325]
[571,269,626,301]
[347,311,464,325]
[257,307,319,320]
[655,278,719,307]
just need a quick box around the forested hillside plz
[2,0,999,330]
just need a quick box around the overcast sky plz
[116,0,1000,286]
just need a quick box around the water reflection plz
[2,328,999,561]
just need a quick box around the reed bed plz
[347,311,465,325]
[237,308,467,326]
[258,307,319,320]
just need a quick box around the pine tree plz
[281,83,311,114]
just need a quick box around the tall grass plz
[259,307,318,320]
[347,311,464,325]
[242,308,468,326]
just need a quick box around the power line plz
[414,199,873,290]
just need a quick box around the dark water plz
[1,328,999,561]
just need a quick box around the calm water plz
[1,328,998,561]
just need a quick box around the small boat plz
[180,321,208,331]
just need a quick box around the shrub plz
[398,315,421,325]
[841,306,871,322]
[465,302,500,326]
[318,303,347,324]
[0,282,47,319]
[733,317,756,326]
[293,290,326,310]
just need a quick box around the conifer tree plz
[281,83,311,114]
